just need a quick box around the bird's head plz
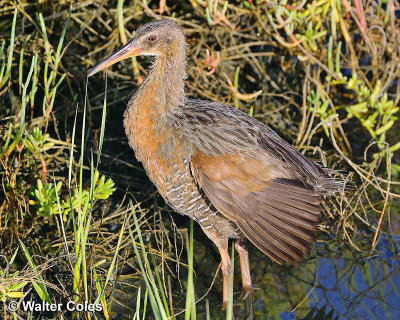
[88,20,186,77]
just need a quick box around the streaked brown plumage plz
[88,19,342,309]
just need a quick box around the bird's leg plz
[235,239,254,304]
[218,246,232,309]
[235,239,254,319]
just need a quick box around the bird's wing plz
[190,148,321,265]
[182,99,342,194]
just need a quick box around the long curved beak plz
[88,40,143,77]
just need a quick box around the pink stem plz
[353,0,367,33]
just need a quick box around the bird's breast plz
[123,100,180,194]
[122,100,239,239]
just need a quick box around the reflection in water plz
[112,222,400,320]
[250,234,400,320]
[311,238,400,320]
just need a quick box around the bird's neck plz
[123,45,187,162]
[133,46,187,114]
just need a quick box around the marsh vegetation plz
[0,0,399,319]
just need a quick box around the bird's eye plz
[148,35,157,41]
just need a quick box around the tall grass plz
[63,76,119,318]
[1,10,232,314]
[1,0,399,319]
[128,203,235,319]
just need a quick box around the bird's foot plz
[242,286,255,320]
[242,285,256,301]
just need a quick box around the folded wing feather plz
[191,149,321,265]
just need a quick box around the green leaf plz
[18,240,50,302]
[9,282,28,291]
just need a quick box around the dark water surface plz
[112,221,400,320]
[277,236,400,320]
[248,235,400,320]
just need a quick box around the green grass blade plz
[206,299,210,320]
[335,41,343,78]
[68,104,78,241]
[0,41,5,81]
[54,179,70,257]
[94,218,126,305]
[9,247,19,265]
[2,54,37,159]
[134,287,141,320]
[93,265,110,319]
[18,34,31,92]
[18,240,50,302]
[225,244,234,320]
[142,288,148,320]
[96,74,108,167]
[185,220,196,320]
[38,13,50,57]
[1,123,12,155]
[130,202,168,318]
[128,200,166,319]
[0,8,17,89]
[151,255,171,318]
[52,7,71,83]
[129,227,161,318]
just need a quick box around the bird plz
[88,19,342,309]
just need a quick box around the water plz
[303,238,400,320]
[111,222,400,320]
[239,234,400,319]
